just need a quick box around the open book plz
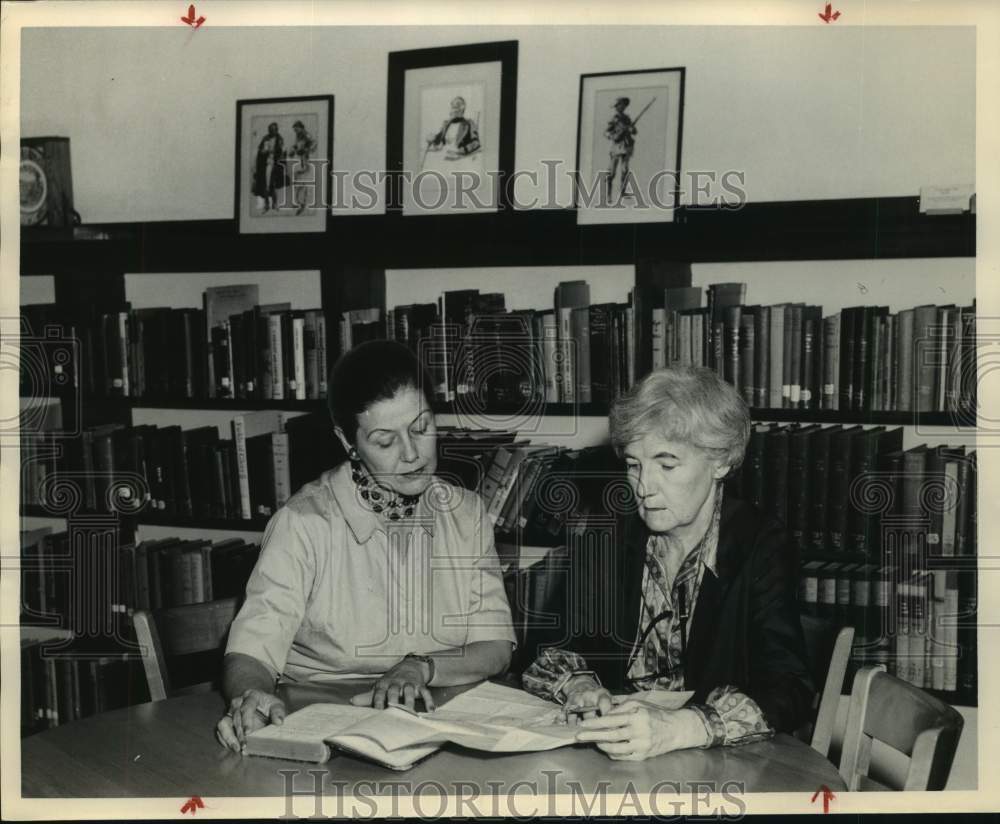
[245,682,693,768]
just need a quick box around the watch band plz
[404,653,436,685]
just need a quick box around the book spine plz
[799,563,823,616]
[755,306,769,408]
[304,312,319,400]
[942,569,959,692]
[851,568,872,669]
[788,306,802,407]
[190,549,206,604]
[572,309,593,403]
[541,313,559,403]
[896,309,915,412]
[739,312,755,406]
[822,314,840,410]
[768,307,785,408]
[801,316,815,409]
[272,431,292,509]
[293,316,306,401]
[269,314,285,399]
[317,313,329,398]
[558,307,575,403]
[651,308,666,371]
[817,566,837,622]
[232,416,253,520]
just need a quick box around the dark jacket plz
[531,489,815,734]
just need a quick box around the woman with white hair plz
[522,366,814,760]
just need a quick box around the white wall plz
[20,26,974,223]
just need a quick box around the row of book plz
[733,424,977,557]
[381,283,634,406]
[20,526,261,624]
[20,644,139,734]
[23,281,977,416]
[22,411,344,522]
[800,561,977,702]
[118,536,261,611]
[650,285,977,413]
[20,285,331,401]
[334,282,979,415]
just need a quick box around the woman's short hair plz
[327,340,435,443]
[609,366,751,473]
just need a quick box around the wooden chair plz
[839,665,964,790]
[798,615,855,758]
[132,598,240,701]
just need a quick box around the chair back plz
[839,666,964,790]
[133,597,240,701]
[799,614,855,757]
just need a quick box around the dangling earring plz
[348,447,361,462]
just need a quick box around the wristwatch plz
[403,653,436,685]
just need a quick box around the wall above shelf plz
[20,196,975,276]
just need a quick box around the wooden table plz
[22,681,845,798]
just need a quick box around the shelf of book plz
[20,196,978,718]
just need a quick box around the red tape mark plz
[180,796,205,815]
[180,4,206,27]
[811,785,836,813]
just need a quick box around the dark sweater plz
[533,490,815,734]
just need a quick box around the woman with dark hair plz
[522,366,814,760]
[216,340,516,753]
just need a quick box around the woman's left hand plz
[574,705,709,761]
[355,657,436,712]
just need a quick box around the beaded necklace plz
[349,457,421,521]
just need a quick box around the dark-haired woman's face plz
[353,385,437,497]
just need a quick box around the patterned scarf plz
[627,485,723,691]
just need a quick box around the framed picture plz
[387,41,518,216]
[235,95,333,234]
[576,68,685,225]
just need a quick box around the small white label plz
[919,184,974,214]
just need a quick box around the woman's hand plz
[561,677,613,724]
[215,689,286,754]
[574,705,709,760]
[358,657,437,712]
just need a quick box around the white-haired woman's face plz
[623,431,728,539]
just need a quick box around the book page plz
[429,681,565,727]
[247,702,379,748]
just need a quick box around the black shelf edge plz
[748,409,964,426]
[20,196,975,275]
[433,400,964,427]
[21,504,269,531]
[33,393,967,426]
[77,396,327,412]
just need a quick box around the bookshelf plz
[19,195,978,723]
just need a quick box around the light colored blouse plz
[226,462,517,682]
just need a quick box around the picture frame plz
[235,95,333,234]
[576,68,685,225]
[386,41,518,216]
